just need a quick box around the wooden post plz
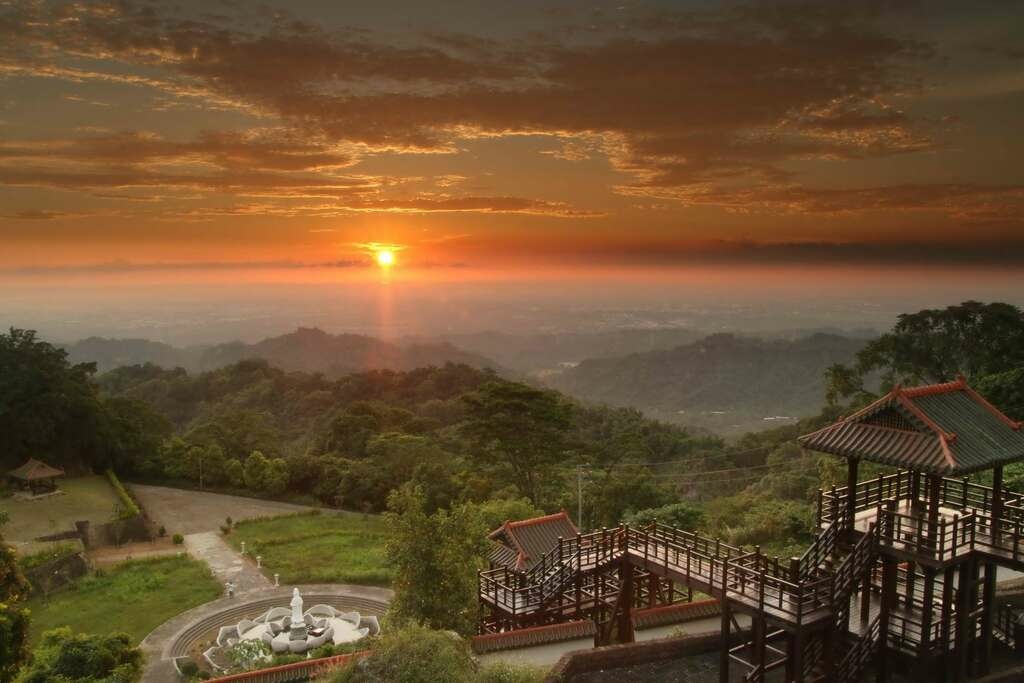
[719,601,731,683]
[912,470,922,510]
[847,457,860,530]
[954,558,975,681]
[927,474,941,551]
[992,464,1004,542]
[979,562,997,675]
[877,555,897,683]
[941,565,956,672]
[918,566,936,679]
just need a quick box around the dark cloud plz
[0,0,935,194]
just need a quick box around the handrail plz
[835,616,881,683]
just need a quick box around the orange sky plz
[0,1,1023,275]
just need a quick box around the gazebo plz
[7,458,65,495]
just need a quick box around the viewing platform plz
[819,471,1024,569]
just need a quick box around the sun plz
[375,249,395,267]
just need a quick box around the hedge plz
[106,469,141,518]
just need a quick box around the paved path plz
[184,531,271,594]
[129,484,319,536]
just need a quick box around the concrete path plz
[184,531,271,595]
[129,484,320,536]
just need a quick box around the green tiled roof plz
[798,379,1024,475]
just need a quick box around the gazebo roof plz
[488,510,578,571]
[7,458,65,481]
[798,378,1024,476]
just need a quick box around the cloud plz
[0,0,937,200]
[0,130,356,172]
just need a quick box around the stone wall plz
[545,629,747,682]
[23,552,89,595]
[79,515,152,548]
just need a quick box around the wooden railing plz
[483,524,843,625]
[836,616,881,683]
[819,473,1024,563]
[798,521,838,582]
[994,602,1019,650]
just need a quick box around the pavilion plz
[7,458,65,495]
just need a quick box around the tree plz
[1,519,30,683]
[975,366,1024,421]
[261,458,290,496]
[243,451,269,491]
[100,397,172,473]
[329,624,475,683]
[624,502,703,530]
[385,485,488,635]
[0,328,107,469]
[16,627,142,683]
[827,301,1024,403]
[461,381,573,505]
[224,458,245,488]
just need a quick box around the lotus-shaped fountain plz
[206,589,380,669]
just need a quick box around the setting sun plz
[375,250,395,267]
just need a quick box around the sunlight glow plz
[375,249,395,267]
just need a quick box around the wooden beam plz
[979,562,997,675]
[877,555,897,683]
[719,601,731,683]
[992,465,1004,540]
[847,457,860,530]
[918,566,936,680]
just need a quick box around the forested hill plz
[546,333,868,434]
[62,327,500,377]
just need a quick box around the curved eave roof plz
[799,379,1024,476]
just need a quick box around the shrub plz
[474,662,547,683]
[158,525,167,538]
[18,627,143,683]
[179,660,199,676]
[17,543,78,571]
[328,625,474,683]
[172,533,184,545]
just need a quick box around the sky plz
[1,1,1023,341]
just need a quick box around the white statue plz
[290,588,304,624]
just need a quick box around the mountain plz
[62,328,500,376]
[403,328,707,375]
[544,333,869,435]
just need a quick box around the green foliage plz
[16,544,78,572]
[385,486,488,635]
[827,301,1024,403]
[225,639,270,672]
[1,523,31,683]
[623,502,703,530]
[461,381,574,506]
[227,512,391,585]
[0,329,104,470]
[471,498,543,532]
[25,556,221,645]
[171,534,184,545]
[243,451,269,491]
[16,627,142,683]
[975,366,1024,421]
[224,458,245,488]
[473,662,546,683]
[329,624,474,683]
[105,471,140,519]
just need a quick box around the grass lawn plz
[25,555,222,644]
[227,511,392,586]
[0,475,119,554]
